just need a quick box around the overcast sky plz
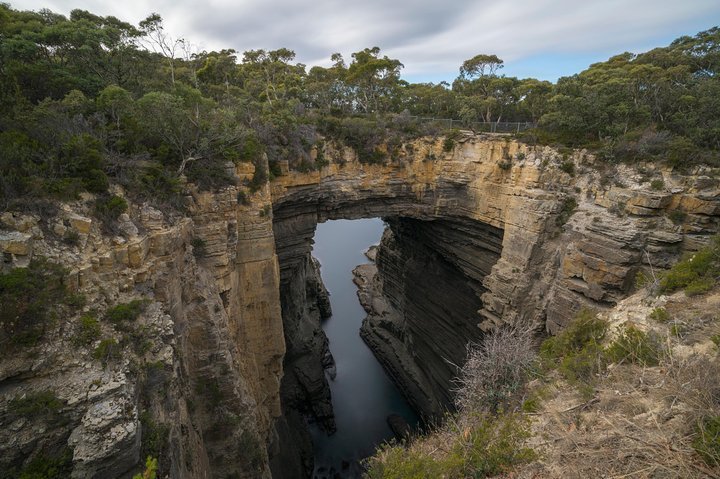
[11,0,720,83]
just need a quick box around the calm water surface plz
[310,218,419,478]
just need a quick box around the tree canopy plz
[0,3,717,211]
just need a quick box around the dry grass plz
[516,289,720,479]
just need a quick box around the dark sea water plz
[310,218,419,479]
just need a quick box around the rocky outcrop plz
[0,164,283,478]
[269,136,719,423]
[1,134,718,478]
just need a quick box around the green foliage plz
[74,314,101,346]
[559,159,576,176]
[16,449,73,479]
[606,325,663,366]
[9,390,64,420]
[555,197,578,226]
[95,195,128,222]
[650,178,665,190]
[191,238,208,258]
[711,334,720,348]
[540,309,608,387]
[442,137,455,152]
[140,412,169,462]
[693,416,720,467]
[365,413,536,479]
[668,210,687,224]
[105,300,147,324]
[93,338,121,365]
[0,258,79,350]
[132,456,158,479]
[649,307,670,323]
[659,236,720,295]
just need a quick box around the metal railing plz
[404,116,536,133]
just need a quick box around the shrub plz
[454,328,536,413]
[659,236,719,295]
[365,413,535,479]
[693,416,720,467]
[74,314,101,346]
[442,137,455,152]
[498,159,512,170]
[650,179,665,190]
[668,210,687,224]
[191,237,207,258]
[236,190,250,206]
[16,449,73,479]
[649,307,670,322]
[132,456,158,479]
[9,390,64,420]
[95,194,128,222]
[106,300,147,324]
[541,309,608,388]
[93,338,121,365]
[140,411,169,461]
[555,197,578,226]
[606,325,663,366]
[711,334,720,347]
[0,258,79,349]
[559,159,575,176]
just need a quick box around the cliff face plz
[0,134,718,477]
[0,165,284,478]
[270,134,719,421]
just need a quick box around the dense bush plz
[540,309,608,390]
[105,300,147,324]
[0,259,82,350]
[365,413,535,479]
[606,325,663,366]
[659,236,720,295]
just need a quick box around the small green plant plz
[650,178,665,190]
[9,390,64,420]
[133,456,158,479]
[540,309,608,389]
[711,334,720,347]
[516,152,526,161]
[693,416,720,467]
[258,205,272,217]
[93,338,121,365]
[95,194,128,221]
[668,210,687,224]
[236,190,250,206]
[555,197,578,226]
[560,159,576,176]
[649,307,670,323]
[606,325,662,366]
[106,300,147,324]
[191,237,207,258]
[498,159,512,170]
[63,229,81,246]
[442,137,455,152]
[16,449,73,479]
[74,314,101,346]
[140,411,169,461]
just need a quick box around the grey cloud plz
[13,0,720,80]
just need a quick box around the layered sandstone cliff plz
[1,134,718,477]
